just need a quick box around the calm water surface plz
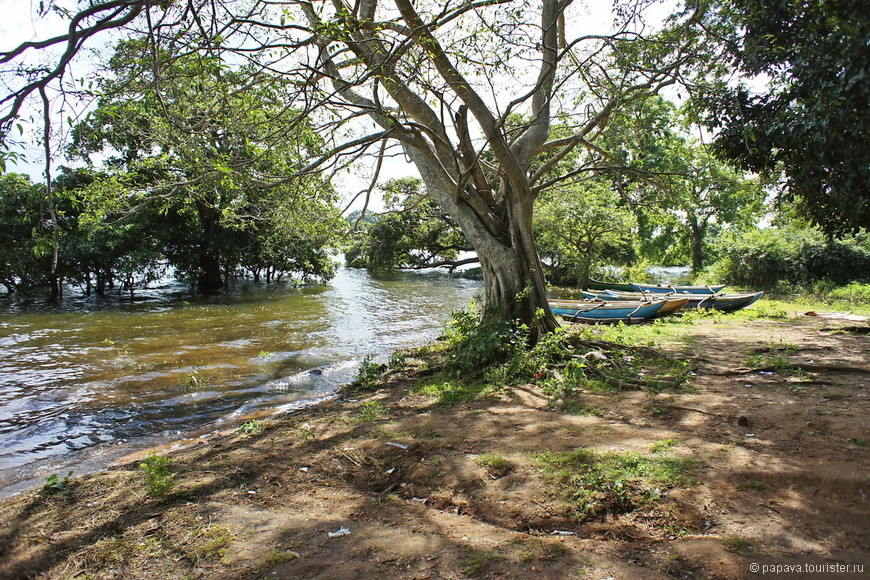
[0,267,480,495]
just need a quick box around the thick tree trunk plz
[689,220,706,274]
[197,253,222,293]
[464,198,559,342]
[196,202,224,293]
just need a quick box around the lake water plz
[0,267,480,496]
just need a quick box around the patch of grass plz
[193,525,235,564]
[736,479,768,491]
[259,547,300,569]
[463,547,496,577]
[722,536,753,556]
[80,534,137,568]
[412,378,495,405]
[533,448,697,521]
[584,377,619,392]
[518,539,568,562]
[238,419,263,434]
[559,400,603,416]
[358,400,386,423]
[763,294,870,316]
[476,452,514,478]
[650,438,679,453]
[140,453,174,498]
[645,403,668,415]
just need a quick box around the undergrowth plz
[412,304,695,406]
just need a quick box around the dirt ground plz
[0,311,868,579]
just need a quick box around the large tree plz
[0,0,716,337]
[691,0,870,237]
[598,95,764,272]
[68,39,341,291]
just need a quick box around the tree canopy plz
[693,0,870,237]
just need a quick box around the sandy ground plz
[0,312,868,579]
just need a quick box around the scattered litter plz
[385,441,409,449]
[247,490,257,494]
[412,497,428,503]
[300,466,309,472]
[342,446,355,451]
[744,433,756,437]
[327,527,351,538]
[385,468,396,474]
[551,530,576,535]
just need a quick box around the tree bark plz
[689,219,706,273]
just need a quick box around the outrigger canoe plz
[603,289,765,313]
[586,278,637,292]
[628,282,726,295]
[580,291,690,316]
[549,298,668,323]
[587,278,727,294]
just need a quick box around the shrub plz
[708,227,870,291]
[355,356,382,386]
[140,453,175,498]
[443,305,524,378]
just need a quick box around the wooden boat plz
[694,291,764,312]
[579,291,689,316]
[586,278,637,292]
[549,298,668,323]
[628,282,726,295]
[604,289,764,312]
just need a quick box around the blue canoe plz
[628,282,726,295]
[549,299,668,323]
[579,291,690,316]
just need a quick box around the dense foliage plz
[345,178,473,272]
[709,227,870,291]
[0,40,345,296]
[534,180,635,287]
[0,167,340,296]
[694,0,870,236]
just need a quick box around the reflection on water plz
[0,267,479,494]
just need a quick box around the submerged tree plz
[1,0,721,337]
[67,39,341,291]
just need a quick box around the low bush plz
[708,228,870,292]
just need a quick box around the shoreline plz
[2,313,868,579]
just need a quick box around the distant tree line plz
[0,168,340,297]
